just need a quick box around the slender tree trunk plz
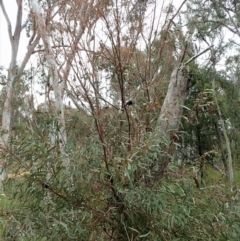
[214,122,228,174]
[30,0,67,154]
[211,59,234,190]
[0,0,39,189]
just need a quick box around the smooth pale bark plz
[153,64,189,179]
[157,45,213,134]
[155,46,213,179]
[30,0,67,154]
[157,65,189,134]
[0,0,40,187]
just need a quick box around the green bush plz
[1,122,240,240]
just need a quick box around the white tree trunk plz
[155,46,212,178]
[154,39,211,179]
[153,64,189,179]
[157,65,189,134]
[30,0,67,154]
[0,0,40,187]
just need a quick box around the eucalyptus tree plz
[0,0,104,187]
[0,0,40,186]
[185,0,238,187]
[30,0,67,154]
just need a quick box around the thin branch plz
[0,0,13,41]
[169,0,188,24]
[158,0,188,59]
[21,18,29,31]
[14,0,23,43]
[194,19,238,36]
[99,97,120,111]
[18,35,40,76]
[32,45,72,53]
[209,20,238,35]
[222,5,240,37]
[184,45,213,65]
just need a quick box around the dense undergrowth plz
[0,123,240,241]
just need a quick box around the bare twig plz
[184,45,213,65]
